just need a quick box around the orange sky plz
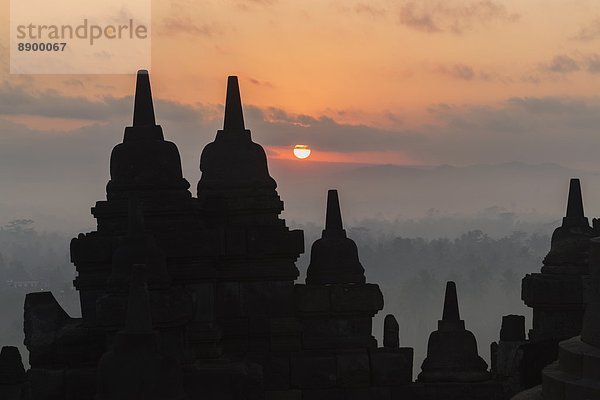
[149,1,600,119]
[1,0,600,164]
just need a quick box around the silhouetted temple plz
[491,179,600,399]
[539,236,600,399]
[523,179,593,342]
[3,71,600,400]
[510,235,600,399]
[412,281,501,399]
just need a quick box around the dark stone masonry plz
[2,71,600,400]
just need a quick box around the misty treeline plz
[0,216,553,372]
[0,219,78,359]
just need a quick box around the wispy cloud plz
[234,0,278,12]
[537,53,600,76]
[248,78,275,88]
[0,84,204,124]
[433,63,506,82]
[585,54,600,74]
[241,0,277,4]
[571,18,600,42]
[539,55,580,74]
[63,79,85,88]
[354,3,386,17]
[437,64,476,80]
[160,16,218,37]
[3,83,600,171]
[398,0,519,34]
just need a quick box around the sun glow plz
[293,144,311,159]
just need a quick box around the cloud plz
[0,83,418,155]
[421,96,600,167]
[3,83,600,180]
[539,55,580,74]
[0,84,129,120]
[248,78,274,87]
[160,16,217,37]
[354,3,386,17]
[247,106,422,152]
[0,84,206,127]
[399,3,440,33]
[398,0,519,34]
[433,64,506,82]
[571,18,600,42]
[234,0,278,11]
[437,64,476,80]
[63,79,84,88]
[585,54,600,74]
[241,0,277,4]
[535,53,600,77]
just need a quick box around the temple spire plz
[442,281,460,321]
[133,70,156,127]
[223,76,245,131]
[566,178,585,220]
[324,189,344,237]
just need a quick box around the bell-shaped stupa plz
[542,178,594,272]
[195,76,303,356]
[306,189,366,284]
[419,281,490,383]
[522,179,594,349]
[107,70,190,200]
[295,189,382,350]
[197,76,277,203]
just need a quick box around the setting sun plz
[293,144,311,159]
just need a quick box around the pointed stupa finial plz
[566,178,585,220]
[127,196,145,237]
[442,281,460,322]
[323,189,345,238]
[123,264,153,334]
[560,177,590,229]
[133,70,156,127]
[223,76,245,131]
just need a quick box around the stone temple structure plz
[522,179,594,342]
[291,189,414,397]
[415,281,502,400]
[492,179,597,397]
[2,71,422,399]
[538,236,600,399]
[491,314,528,396]
[5,70,595,400]
[510,213,600,399]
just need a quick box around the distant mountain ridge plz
[273,160,600,227]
